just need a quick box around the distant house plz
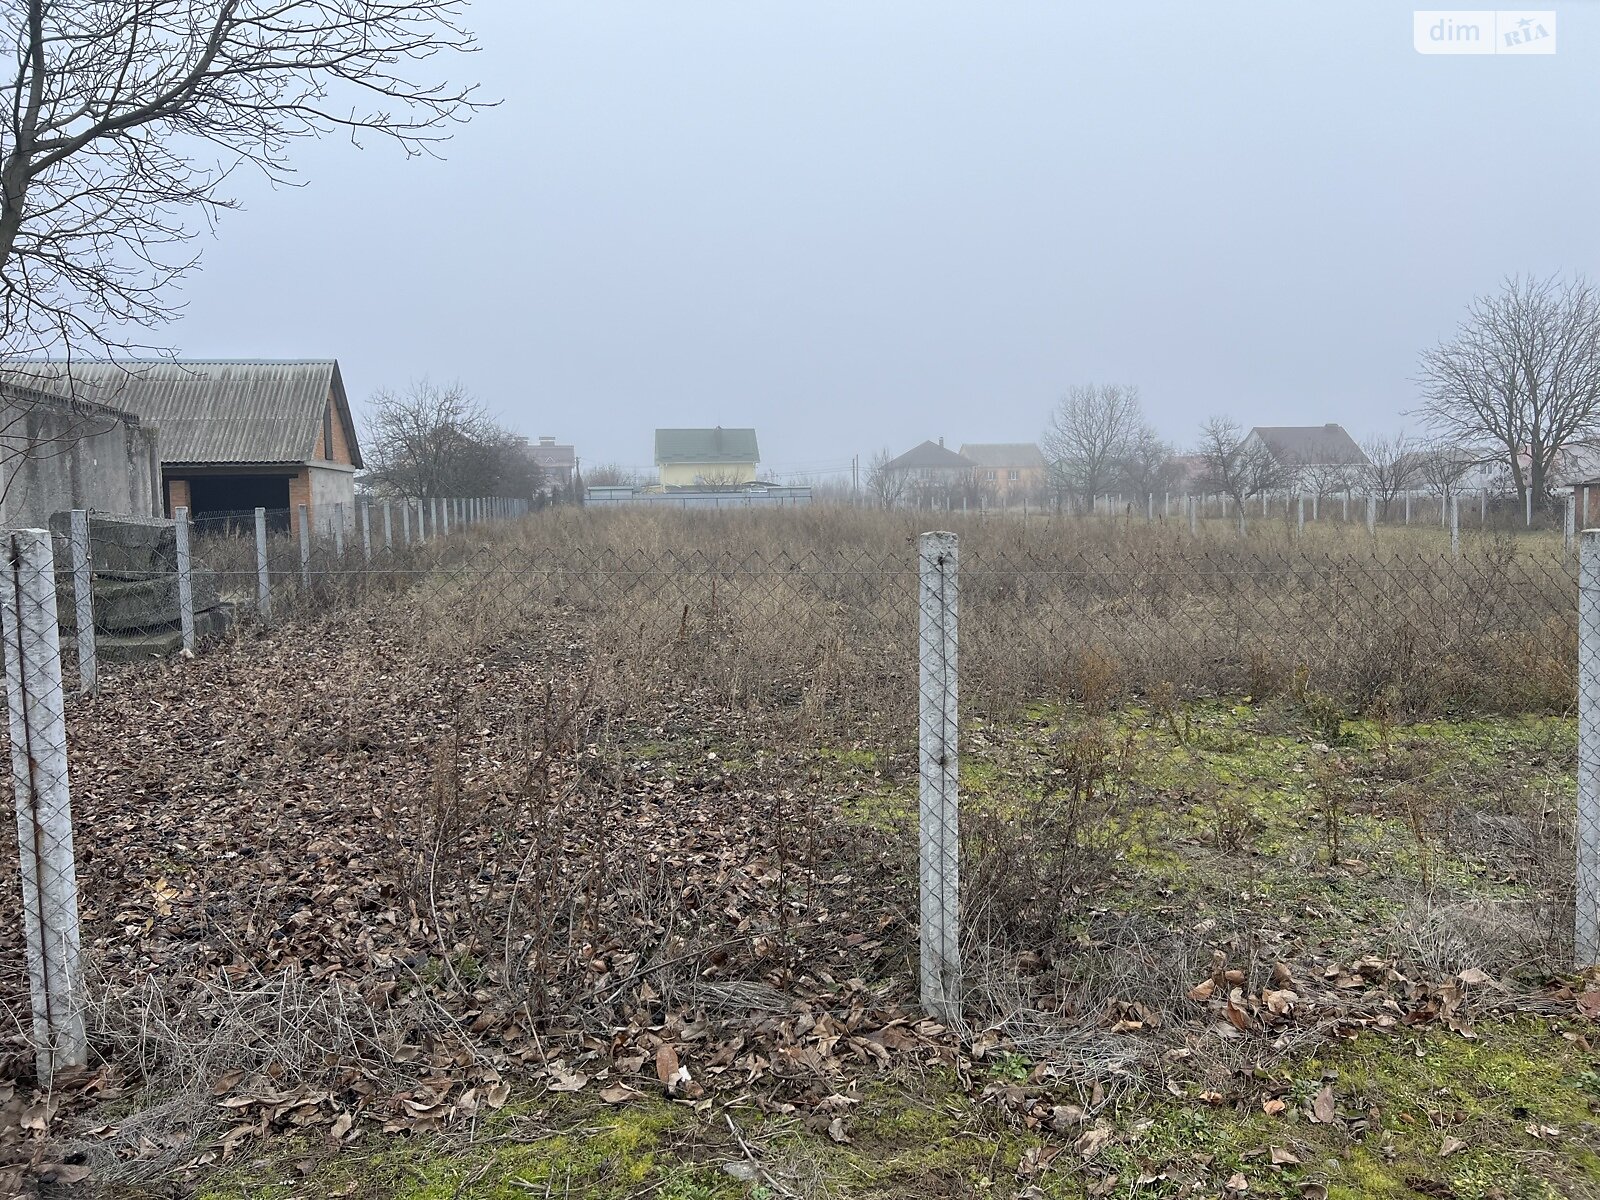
[886,439,974,484]
[958,443,1046,501]
[523,435,576,492]
[654,427,760,488]
[1164,454,1210,493]
[1241,424,1369,482]
[11,359,361,536]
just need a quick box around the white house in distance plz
[654,427,760,487]
[1240,423,1369,483]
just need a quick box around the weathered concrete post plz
[917,531,960,1026]
[1,529,86,1080]
[1577,529,1600,965]
[255,507,271,619]
[174,506,195,653]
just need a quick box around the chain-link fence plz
[1,505,1597,1161]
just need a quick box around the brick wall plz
[313,391,356,466]
[166,478,191,517]
[289,469,311,536]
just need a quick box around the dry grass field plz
[4,506,1600,1200]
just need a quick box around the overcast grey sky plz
[165,2,1597,480]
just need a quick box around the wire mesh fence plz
[0,505,1596,1152]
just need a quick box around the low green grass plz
[189,1018,1600,1199]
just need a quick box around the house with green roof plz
[654,427,760,488]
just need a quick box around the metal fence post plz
[917,531,961,1026]
[298,503,310,588]
[174,506,195,653]
[1578,529,1600,965]
[254,507,271,619]
[1,529,86,1080]
[68,510,94,694]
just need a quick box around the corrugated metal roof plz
[958,443,1046,469]
[1,359,361,468]
[654,427,760,465]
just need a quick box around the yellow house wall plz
[659,461,758,487]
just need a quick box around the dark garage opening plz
[176,474,292,534]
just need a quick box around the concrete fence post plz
[174,506,195,653]
[1189,495,1198,537]
[1450,493,1460,560]
[1527,489,1534,528]
[442,498,451,537]
[333,502,346,560]
[68,510,94,694]
[1577,529,1600,965]
[1481,488,1487,524]
[1567,492,1577,553]
[1,529,86,1081]
[417,499,426,541]
[917,531,961,1027]
[1342,490,1349,522]
[360,499,372,563]
[1366,494,1376,536]
[297,503,310,588]
[254,507,271,620]
[1405,490,1411,525]
[1297,494,1305,533]
[430,497,440,538]
[382,501,393,551]
[401,500,412,546]
[1147,493,1153,523]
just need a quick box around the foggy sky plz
[163,2,1600,482]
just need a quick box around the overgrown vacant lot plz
[3,509,1600,1199]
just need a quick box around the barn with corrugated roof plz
[6,359,361,536]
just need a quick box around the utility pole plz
[853,454,860,505]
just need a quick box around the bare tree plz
[585,462,641,488]
[1414,438,1476,505]
[1119,424,1180,503]
[362,379,537,501]
[1416,273,1600,511]
[1196,416,1287,515]
[864,447,905,510]
[1361,433,1420,518]
[0,2,483,368]
[1042,384,1144,512]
